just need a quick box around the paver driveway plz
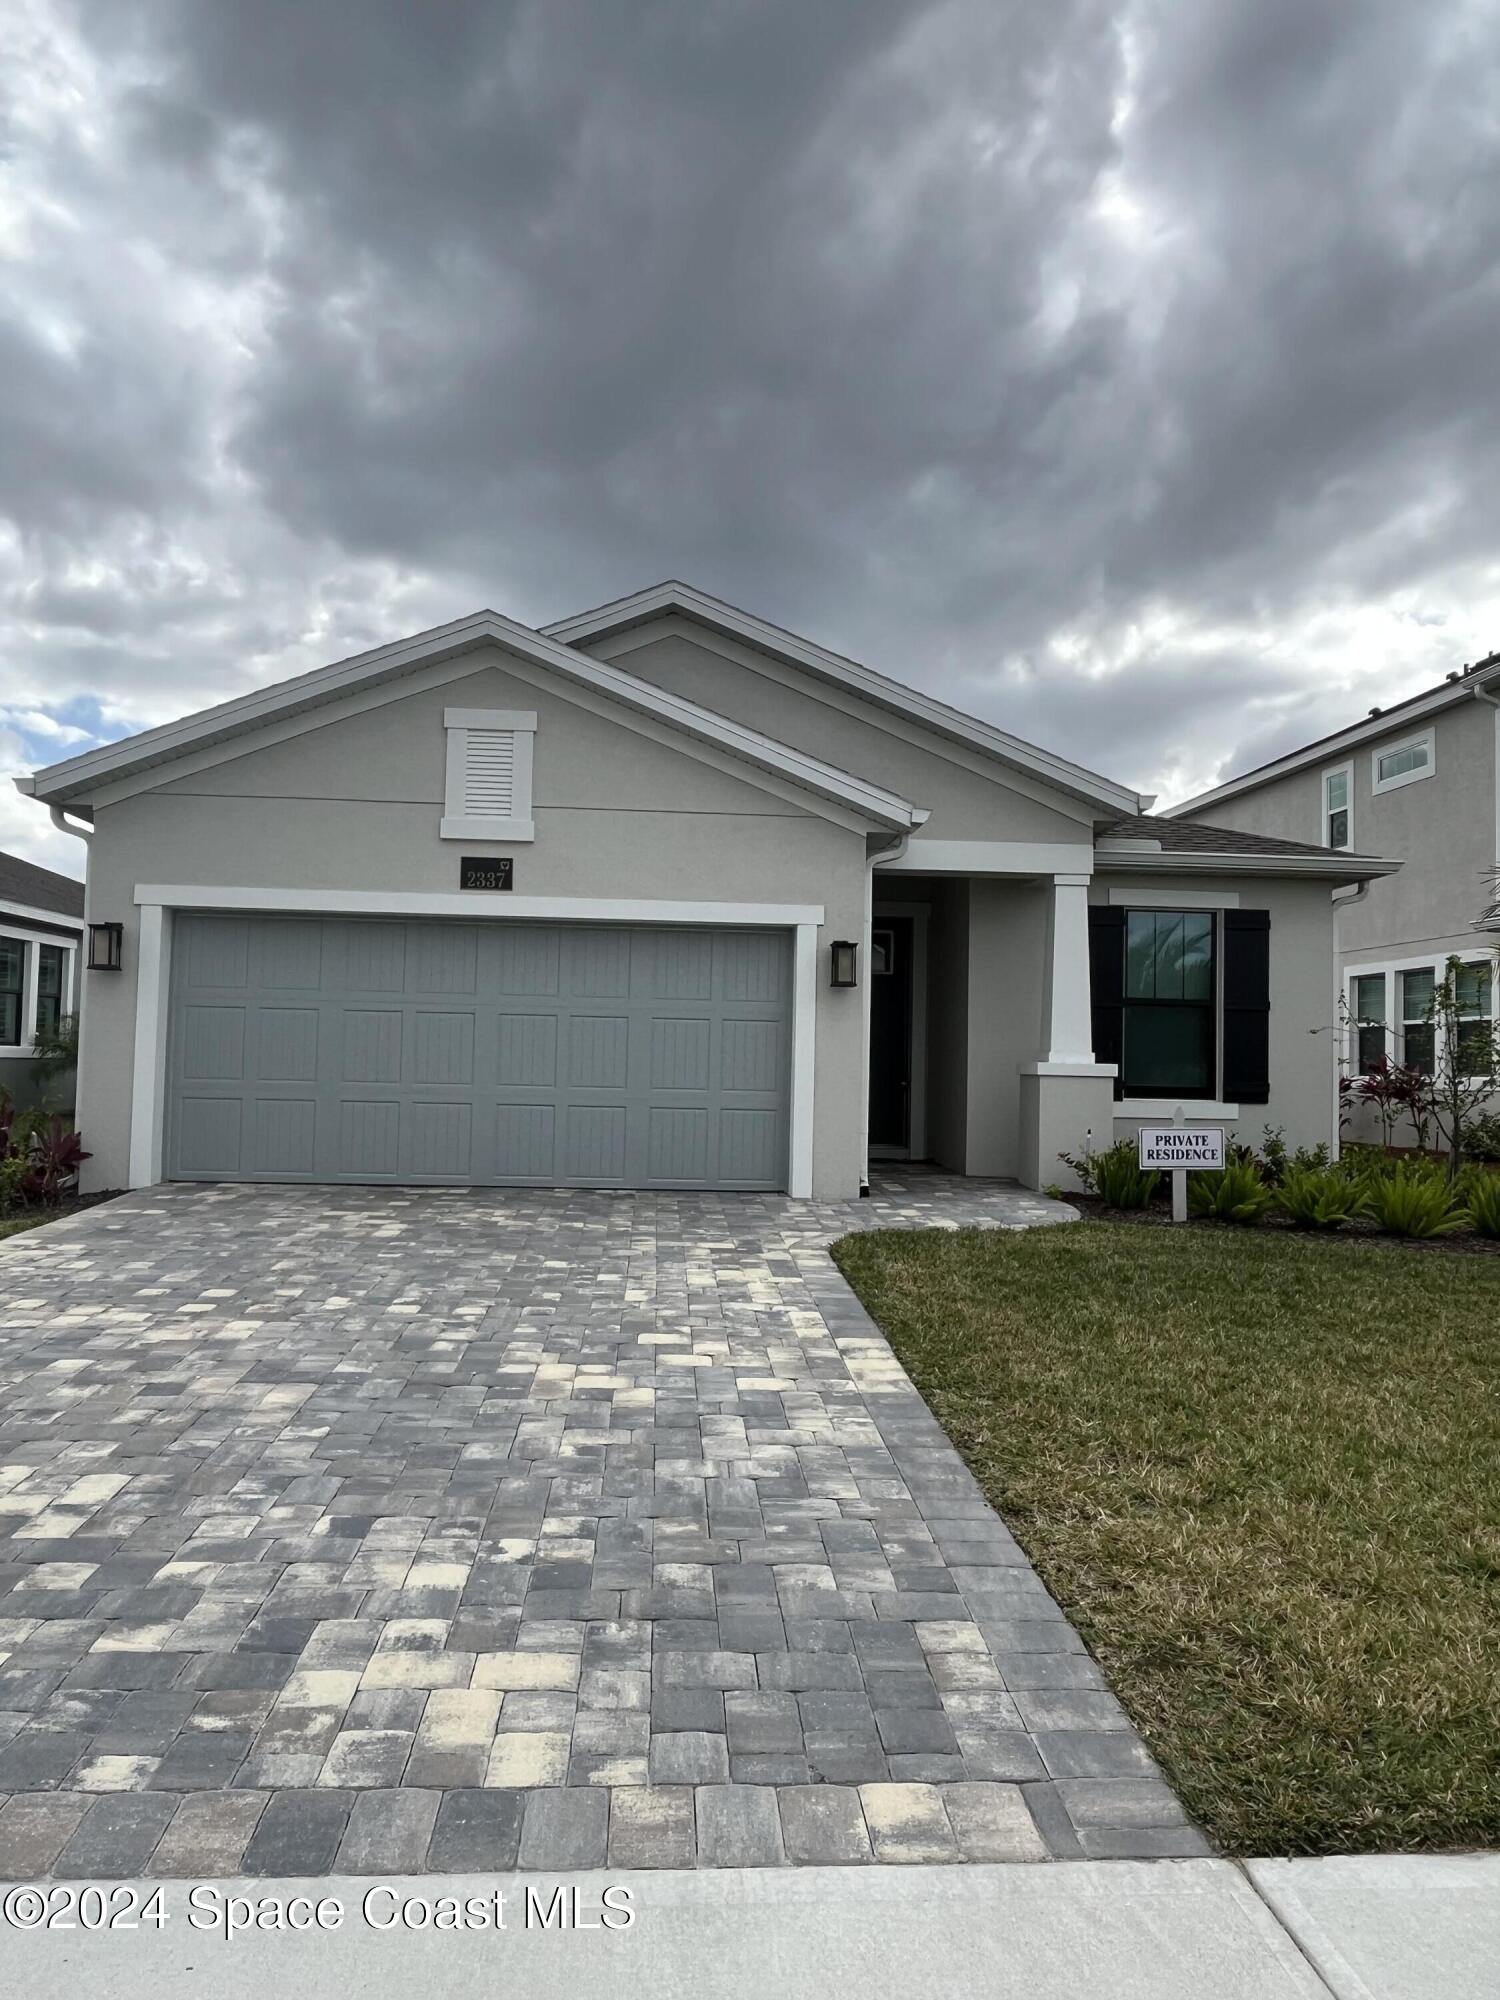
[0,1175,1201,1877]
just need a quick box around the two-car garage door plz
[166,913,792,1189]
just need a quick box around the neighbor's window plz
[1455,960,1494,1077]
[1122,910,1216,1096]
[0,937,22,1046]
[1350,972,1387,1072]
[1323,767,1351,850]
[35,944,66,1037]
[1372,730,1433,795]
[1400,967,1436,1073]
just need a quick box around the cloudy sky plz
[4,0,1498,874]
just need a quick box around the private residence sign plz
[1137,1126,1226,1172]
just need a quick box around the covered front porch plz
[866,862,1111,1192]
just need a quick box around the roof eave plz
[1094,848,1403,881]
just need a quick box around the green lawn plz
[833,1220,1500,1855]
[0,1212,50,1242]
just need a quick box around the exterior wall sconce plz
[87,922,124,972]
[830,939,858,989]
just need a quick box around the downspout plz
[49,805,92,847]
[1472,681,1500,883]
[1330,877,1373,1160]
[862,823,918,1194]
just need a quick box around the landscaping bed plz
[0,1191,120,1243]
[833,1219,1500,1855]
[1066,1190,1500,1256]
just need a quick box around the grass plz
[832,1220,1500,1856]
[0,1211,52,1241]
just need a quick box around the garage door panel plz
[258,920,322,990]
[169,914,790,1189]
[180,1005,245,1081]
[176,1095,244,1175]
[339,1099,400,1176]
[719,1107,781,1183]
[563,1103,627,1180]
[256,1007,320,1081]
[566,1014,630,1088]
[342,1009,403,1083]
[409,1010,476,1085]
[495,1103,556,1177]
[496,1014,558,1087]
[650,1017,711,1091]
[405,1101,473,1177]
[252,1097,316,1175]
[409,924,478,995]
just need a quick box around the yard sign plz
[1137,1122,1226,1222]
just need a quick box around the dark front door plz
[868,915,913,1150]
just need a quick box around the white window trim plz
[0,925,79,1057]
[441,707,537,843]
[1370,728,1434,796]
[1343,954,1498,1085]
[127,887,825,1199]
[1321,760,1354,851]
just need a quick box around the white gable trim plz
[22,609,925,835]
[544,581,1146,816]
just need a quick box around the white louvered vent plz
[442,707,537,840]
[463,728,517,816]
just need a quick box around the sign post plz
[1137,1112,1225,1223]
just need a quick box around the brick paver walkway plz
[0,1175,1203,1876]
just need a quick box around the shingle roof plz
[0,850,85,919]
[1096,813,1379,861]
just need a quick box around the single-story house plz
[0,850,84,1110]
[18,582,1399,1197]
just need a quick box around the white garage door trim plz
[129,887,822,1197]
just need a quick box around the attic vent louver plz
[441,708,536,842]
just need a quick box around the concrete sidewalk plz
[0,1855,1494,1999]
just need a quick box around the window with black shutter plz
[1089,904,1271,1103]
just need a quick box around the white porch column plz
[1018,872,1116,1191]
[1039,872,1096,1064]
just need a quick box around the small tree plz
[1423,955,1500,1180]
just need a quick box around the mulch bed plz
[1065,1190,1500,1255]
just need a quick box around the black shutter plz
[1222,909,1271,1104]
[1088,905,1125,1101]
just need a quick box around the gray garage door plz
[166,914,791,1189]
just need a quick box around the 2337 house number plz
[459,856,514,891]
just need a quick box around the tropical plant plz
[0,1096,90,1212]
[1275,1165,1368,1231]
[1362,1161,1467,1238]
[1187,1162,1273,1224]
[1257,1127,1332,1185]
[1463,1111,1500,1163]
[1460,1168,1500,1238]
[1059,1138,1161,1209]
[30,1012,79,1090]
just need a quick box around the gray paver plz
[0,1172,1184,1873]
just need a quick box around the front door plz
[868,915,913,1151]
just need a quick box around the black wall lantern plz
[87,922,124,972]
[829,939,858,989]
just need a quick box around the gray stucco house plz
[18,582,1395,1196]
[0,850,83,1110]
[1172,651,1498,1143]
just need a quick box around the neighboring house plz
[1171,652,1500,1145]
[0,849,84,1110]
[17,581,1395,1197]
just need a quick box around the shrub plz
[1362,1162,1468,1238]
[1462,1169,1500,1238]
[1187,1162,1274,1224]
[1275,1165,1369,1230]
[0,1097,90,1212]
[1462,1111,1500,1164]
[1059,1138,1161,1209]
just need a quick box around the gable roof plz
[18,608,926,835]
[544,579,1149,816]
[1095,813,1400,881]
[1171,651,1500,814]
[0,850,85,921]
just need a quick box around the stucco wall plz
[76,650,872,1197]
[586,621,1095,846]
[1198,699,1497,957]
[1089,873,1341,1159]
